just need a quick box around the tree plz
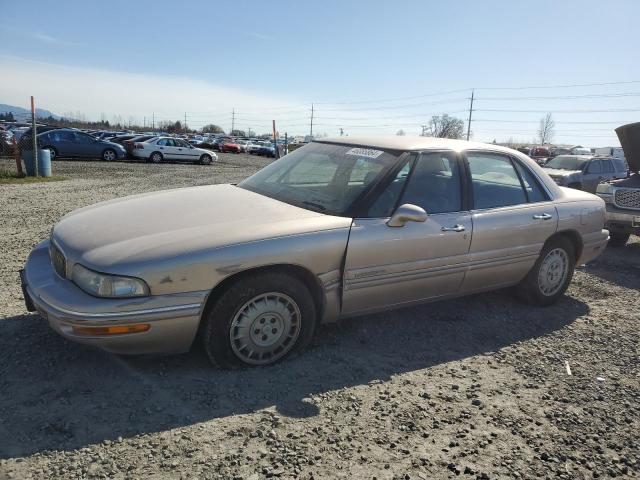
[202,124,224,134]
[0,112,15,121]
[424,114,465,139]
[230,129,246,137]
[396,129,405,136]
[538,113,555,145]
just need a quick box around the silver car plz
[22,137,609,367]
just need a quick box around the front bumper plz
[22,240,207,355]
[604,204,640,235]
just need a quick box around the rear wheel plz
[102,149,117,162]
[202,272,317,368]
[149,151,163,164]
[43,146,57,160]
[608,231,630,247]
[516,237,575,306]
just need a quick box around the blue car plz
[38,128,126,161]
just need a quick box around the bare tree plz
[396,129,405,136]
[425,114,465,139]
[538,113,555,145]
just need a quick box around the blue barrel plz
[22,149,52,177]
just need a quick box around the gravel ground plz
[0,156,638,480]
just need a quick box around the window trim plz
[462,150,551,211]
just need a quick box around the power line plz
[474,108,640,113]
[477,92,640,101]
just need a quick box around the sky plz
[1,0,639,146]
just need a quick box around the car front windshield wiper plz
[301,200,327,212]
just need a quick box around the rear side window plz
[466,152,527,209]
[602,160,614,173]
[513,161,549,203]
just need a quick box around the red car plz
[220,140,242,153]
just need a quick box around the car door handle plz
[441,224,466,232]
[533,213,553,220]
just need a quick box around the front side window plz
[399,152,462,214]
[587,160,602,174]
[545,155,588,171]
[467,152,527,209]
[239,142,401,216]
[602,160,614,173]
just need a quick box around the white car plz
[132,136,218,164]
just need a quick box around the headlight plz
[72,264,149,298]
[596,183,613,194]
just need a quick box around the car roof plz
[316,135,521,154]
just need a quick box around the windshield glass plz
[545,155,588,170]
[238,142,401,216]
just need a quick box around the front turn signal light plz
[72,324,150,336]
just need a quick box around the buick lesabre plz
[21,137,609,367]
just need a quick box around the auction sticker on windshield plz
[345,148,384,159]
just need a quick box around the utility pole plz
[466,89,474,141]
[309,103,314,139]
[152,112,155,132]
[231,108,235,135]
[184,112,187,133]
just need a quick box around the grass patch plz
[0,170,67,184]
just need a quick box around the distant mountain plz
[0,103,60,121]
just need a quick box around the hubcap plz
[104,150,115,161]
[538,248,569,296]
[152,154,161,163]
[229,292,301,365]
[47,149,55,159]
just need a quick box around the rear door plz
[460,151,557,294]
[342,151,472,315]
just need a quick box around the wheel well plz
[546,230,583,261]
[200,264,325,325]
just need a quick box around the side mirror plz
[387,204,427,227]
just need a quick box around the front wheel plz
[200,154,212,165]
[202,272,317,368]
[102,149,117,162]
[516,237,575,306]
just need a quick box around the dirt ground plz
[0,155,638,480]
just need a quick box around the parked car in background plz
[212,137,231,151]
[254,142,276,157]
[21,136,608,367]
[131,136,218,164]
[529,146,550,165]
[123,135,154,158]
[541,155,627,193]
[37,128,126,161]
[246,140,263,154]
[595,122,640,247]
[220,140,243,153]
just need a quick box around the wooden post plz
[13,137,23,176]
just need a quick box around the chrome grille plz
[614,188,640,210]
[50,243,66,278]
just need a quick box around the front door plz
[582,159,604,193]
[342,151,472,315]
[460,151,558,293]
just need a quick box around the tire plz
[202,272,317,368]
[43,146,57,160]
[200,154,212,165]
[149,151,163,164]
[608,231,630,247]
[102,149,117,162]
[516,236,575,307]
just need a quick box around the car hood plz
[541,168,582,177]
[53,184,352,270]
[616,122,640,172]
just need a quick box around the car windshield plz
[238,142,401,216]
[544,155,588,170]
